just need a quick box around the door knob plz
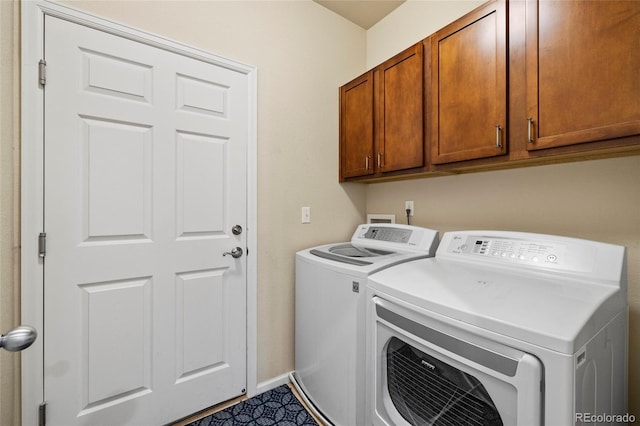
[223,247,243,258]
[0,325,37,352]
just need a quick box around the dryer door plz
[371,297,543,426]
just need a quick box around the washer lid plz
[307,243,404,269]
[329,244,393,258]
[308,244,395,266]
[297,224,440,275]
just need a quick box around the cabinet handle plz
[365,155,370,170]
[495,125,502,149]
[377,152,383,168]
[527,118,535,143]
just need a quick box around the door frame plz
[21,2,258,424]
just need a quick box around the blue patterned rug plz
[187,385,319,426]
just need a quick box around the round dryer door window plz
[386,337,502,425]
[372,297,543,426]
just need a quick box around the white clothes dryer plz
[367,230,628,426]
[292,224,439,426]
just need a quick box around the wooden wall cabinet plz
[339,71,374,180]
[429,0,507,165]
[524,0,640,152]
[339,43,424,181]
[338,0,640,182]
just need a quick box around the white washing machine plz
[367,230,628,426]
[291,224,439,426]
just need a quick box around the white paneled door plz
[43,15,248,425]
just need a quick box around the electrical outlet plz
[302,206,311,224]
[405,201,414,216]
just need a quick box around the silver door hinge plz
[38,233,46,258]
[39,402,46,426]
[38,59,46,86]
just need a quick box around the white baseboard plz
[255,371,293,395]
[289,372,333,425]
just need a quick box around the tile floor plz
[171,383,325,426]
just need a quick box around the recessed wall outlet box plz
[367,214,396,224]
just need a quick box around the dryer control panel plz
[461,236,566,266]
[438,231,622,277]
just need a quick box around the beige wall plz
[366,0,483,68]
[0,0,22,425]
[365,0,640,413]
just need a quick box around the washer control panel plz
[361,226,412,243]
[352,224,439,253]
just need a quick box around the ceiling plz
[313,0,406,29]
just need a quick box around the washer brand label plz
[421,360,435,370]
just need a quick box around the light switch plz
[302,207,311,224]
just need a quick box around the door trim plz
[21,2,258,424]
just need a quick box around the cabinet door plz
[340,71,374,180]
[526,0,640,151]
[430,0,507,164]
[376,43,424,172]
